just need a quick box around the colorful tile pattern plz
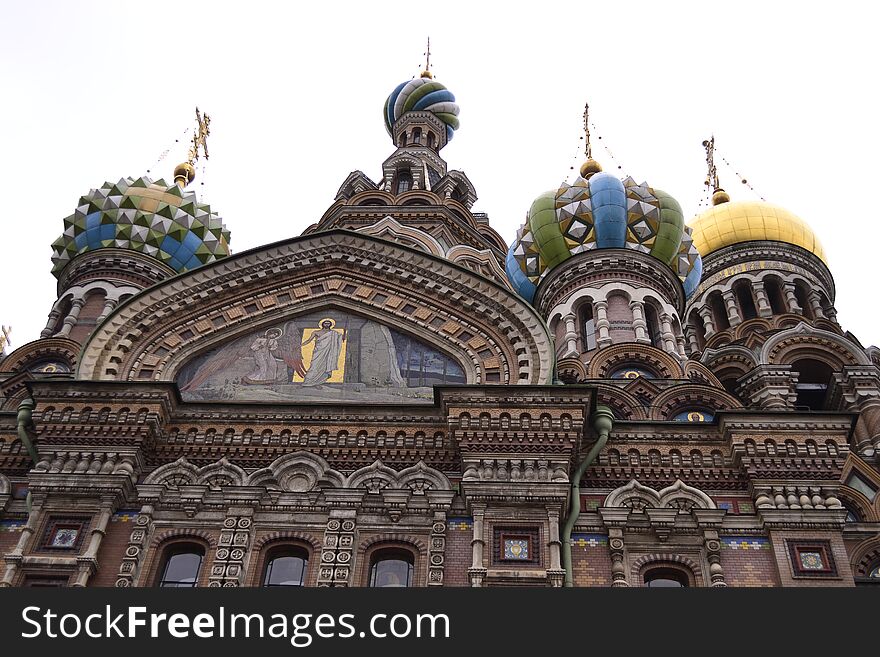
[111,511,140,523]
[447,517,473,532]
[721,536,771,550]
[571,533,608,549]
[503,538,530,560]
[0,520,26,532]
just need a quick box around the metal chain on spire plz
[146,125,190,176]
[715,148,766,201]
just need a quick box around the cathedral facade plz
[2,70,879,589]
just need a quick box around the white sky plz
[2,1,878,353]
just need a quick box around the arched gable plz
[76,231,553,391]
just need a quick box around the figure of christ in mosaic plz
[176,310,464,403]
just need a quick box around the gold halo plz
[318,317,336,328]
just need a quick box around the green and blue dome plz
[506,173,703,303]
[384,77,460,142]
[50,176,231,277]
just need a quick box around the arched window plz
[426,132,435,149]
[843,502,861,524]
[764,277,786,314]
[396,170,413,194]
[157,543,204,587]
[644,303,662,348]
[579,302,597,351]
[644,566,690,587]
[369,549,414,587]
[412,128,422,145]
[399,132,407,147]
[734,281,758,320]
[708,292,730,331]
[794,282,813,319]
[263,546,309,587]
[791,358,834,410]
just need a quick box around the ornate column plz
[427,511,447,586]
[630,300,650,343]
[209,508,254,587]
[0,500,42,586]
[562,313,579,358]
[782,283,802,314]
[659,313,677,354]
[721,290,742,326]
[697,306,716,337]
[694,509,727,587]
[317,511,357,587]
[807,290,826,319]
[546,506,564,587]
[40,299,64,338]
[752,280,773,317]
[737,365,798,409]
[599,508,630,587]
[96,297,118,323]
[57,297,85,337]
[468,504,487,587]
[684,324,701,354]
[594,300,612,348]
[71,501,114,587]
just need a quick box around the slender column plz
[659,313,677,354]
[782,283,802,314]
[546,507,563,587]
[96,297,118,323]
[807,290,826,319]
[697,306,716,337]
[752,280,773,317]
[1,502,42,586]
[41,299,65,337]
[57,298,85,337]
[72,503,113,587]
[630,300,650,343]
[594,300,612,348]
[684,325,701,353]
[721,290,742,326]
[562,313,579,358]
[468,505,487,587]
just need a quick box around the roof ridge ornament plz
[421,37,433,79]
[579,102,603,179]
[702,135,729,205]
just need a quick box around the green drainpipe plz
[16,398,39,464]
[562,405,614,587]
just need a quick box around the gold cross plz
[583,102,592,159]
[0,325,11,353]
[703,135,719,191]
[421,37,433,78]
[188,107,211,166]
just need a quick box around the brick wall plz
[90,510,140,587]
[571,533,612,587]
[719,536,780,587]
[0,518,26,555]
[444,517,473,587]
[768,530,854,587]
[606,294,635,343]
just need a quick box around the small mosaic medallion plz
[50,527,79,548]
[503,538,530,561]
[798,551,825,570]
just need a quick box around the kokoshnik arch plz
[1,60,880,589]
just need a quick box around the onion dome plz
[689,199,826,264]
[383,77,460,142]
[50,176,231,277]
[506,173,703,303]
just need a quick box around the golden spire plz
[174,107,211,189]
[703,135,729,205]
[579,102,602,179]
[420,37,433,79]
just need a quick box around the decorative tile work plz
[786,540,838,577]
[571,533,608,549]
[0,520,26,532]
[446,517,473,532]
[580,495,603,512]
[714,499,756,515]
[40,517,88,551]
[111,510,140,523]
[493,526,540,566]
[721,536,771,551]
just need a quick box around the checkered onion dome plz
[506,173,702,303]
[50,176,231,278]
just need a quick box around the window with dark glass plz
[644,567,689,587]
[157,544,204,587]
[644,304,662,348]
[396,170,412,194]
[263,547,308,587]
[369,549,414,587]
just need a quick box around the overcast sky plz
[2,1,878,354]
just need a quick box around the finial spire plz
[579,101,602,179]
[702,135,729,205]
[174,107,211,188]
[421,37,433,79]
